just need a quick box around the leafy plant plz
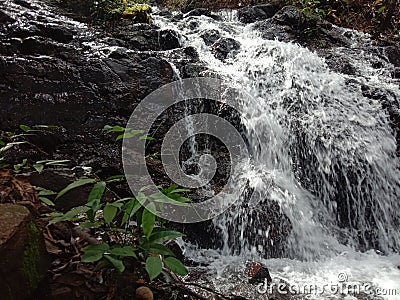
[103,125,154,141]
[0,125,65,173]
[89,0,152,24]
[48,176,189,279]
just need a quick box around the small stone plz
[246,262,272,285]
[136,286,153,300]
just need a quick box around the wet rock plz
[182,198,292,258]
[201,29,221,46]
[184,8,221,20]
[255,19,295,42]
[35,23,76,43]
[113,28,181,51]
[171,13,184,22]
[384,45,400,67]
[26,169,92,211]
[159,29,181,50]
[14,0,32,8]
[212,37,241,60]
[0,10,16,23]
[156,9,173,18]
[0,204,49,300]
[181,63,208,78]
[272,6,314,31]
[246,262,272,285]
[237,4,278,24]
[393,67,400,79]
[323,52,357,75]
[255,7,349,49]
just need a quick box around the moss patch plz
[22,221,42,290]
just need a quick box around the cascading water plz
[154,8,400,299]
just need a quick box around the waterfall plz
[153,8,400,299]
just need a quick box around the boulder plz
[182,199,292,258]
[200,29,221,46]
[112,27,181,51]
[0,204,49,300]
[211,37,241,60]
[184,8,221,20]
[384,45,400,67]
[237,4,278,24]
[272,5,312,31]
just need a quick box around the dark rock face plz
[272,5,313,31]
[111,25,181,51]
[182,198,292,258]
[254,5,347,50]
[0,0,177,175]
[237,4,278,24]
[200,29,221,46]
[384,45,400,67]
[0,204,49,300]
[322,52,357,76]
[212,37,241,60]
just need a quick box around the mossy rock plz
[0,204,49,300]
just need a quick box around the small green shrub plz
[48,176,190,279]
[47,125,190,280]
[90,0,152,24]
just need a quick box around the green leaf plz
[87,181,106,204]
[103,125,125,133]
[103,204,118,224]
[104,255,125,273]
[116,129,144,141]
[377,5,386,14]
[109,246,137,258]
[0,141,26,153]
[19,125,31,132]
[81,251,104,263]
[86,198,102,222]
[121,198,141,225]
[148,230,185,244]
[143,243,176,256]
[56,178,97,200]
[142,207,155,239]
[164,257,188,276]
[36,159,70,165]
[32,163,44,173]
[81,244,109,263]
[32,125,58,129]
[84,243,110,252]
[146,256,163,281]
[105,174,125,183]
[49,206,90,225]
[36,187,57,196]
[139,135,154,141]
[39,197,55,206]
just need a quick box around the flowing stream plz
[154,8,400,300]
